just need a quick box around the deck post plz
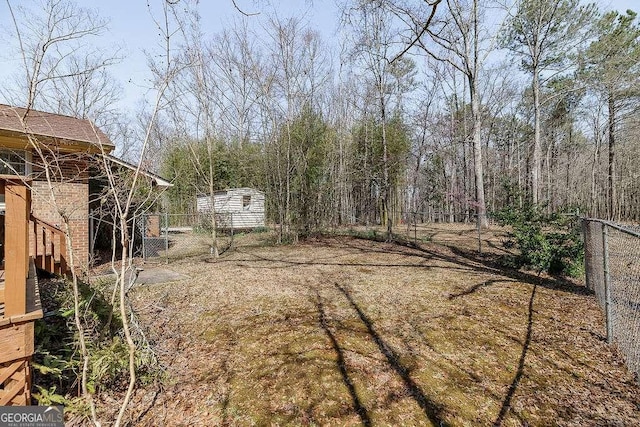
[4,180,30,317]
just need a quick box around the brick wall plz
[30,154,90,272]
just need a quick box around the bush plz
[33,277,162,410]
[494,204,584,277]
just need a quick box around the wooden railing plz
[31,215,69,276]
[1,182,42,406]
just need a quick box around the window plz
[242,195,251,210]
[0,149,30,176]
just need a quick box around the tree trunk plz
[591,120,601,216]
[532,69,542,205]
[379,79,392,240]
[607,94,616,220]
[470,80,487,228]
[208,143,219,258]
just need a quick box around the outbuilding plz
[196,187,265,229]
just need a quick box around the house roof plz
[103,154,173,188]
[0,104,114,152]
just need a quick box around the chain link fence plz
[583,218,640,380]
[402,211,494,251]
[139,213,169,262]
[133,209,495,263]
[138,212,268,263]
[342,210,500,254]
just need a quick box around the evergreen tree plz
[580,9,640,219]
[501,0,597,205]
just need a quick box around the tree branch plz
[390,0,443,63]
[231,0,259,17]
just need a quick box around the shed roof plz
[197,187,265,198]
[0,104,114,152]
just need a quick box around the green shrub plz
[34,277,162,407]
[346,228,380,241]
[494,204,584,277]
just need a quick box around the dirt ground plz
[120,227,640,426]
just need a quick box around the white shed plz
[196,187,265,229]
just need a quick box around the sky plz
[90,0,340,110]
[0,0,638,115]
[0,0,339,112]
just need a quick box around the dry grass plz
[122,226,640,426]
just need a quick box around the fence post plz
[164,212,169,265]
[582,219,591,291]
[230,212,234,248]
[602,223,613,344]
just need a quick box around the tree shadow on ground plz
[314,291,372,426]
[493,284,537,426]
[201,234,598,424]
[444,244,589,296]
[217,247,440,271]
[330,234,587,297]
[448,279,520,300]
[334,283,451,426]
[320,235,587,425]
[363,233,590,296]
[216,240,479,277]
[131,384,163,425]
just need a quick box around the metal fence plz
[139,213,169,262]
[583,218,640,380]
[401,212,493,253]
[139,212,267,262]
[136,210,492,262]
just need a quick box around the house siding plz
[197,188,265,229]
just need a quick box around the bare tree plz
[4,0,108,423]
[259,16,331,240]
[501,0,596,205]
[41,53,123,130]
[104,2,184,424]
[344,2,398,238]
[4,1,183,425]
[170,3,223,257]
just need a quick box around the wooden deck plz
[0,106,106,407]
[0,260,42,406]
[0,179,69,405]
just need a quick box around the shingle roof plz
[0,104,114,150]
